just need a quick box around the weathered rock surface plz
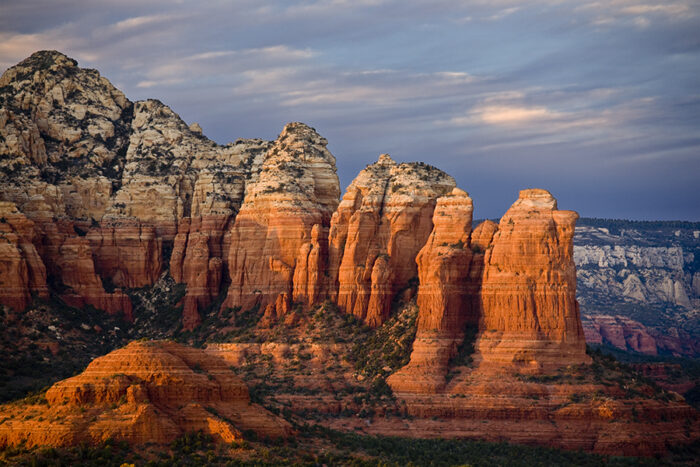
[223,123,340,321]
[473,189,590,371]
[87,219,162,289]
[391,190,591,395]
[0,202,48,310]
[574,222,699,357]
[0,341,291,448]
[388,188,474,392]
[39,219,133,319]
[583,314,699,356]
[0,51,326,325]
[328,154,455,327]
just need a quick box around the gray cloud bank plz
[1,0,699,220]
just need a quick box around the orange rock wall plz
[223,123,340,321]
[474,189,590,371]
[37,219,133,320]
[87,219,162,289]
[0,202,48,310]
[388,189,474,392]
[171,215,231,330]
[328,155,455,327]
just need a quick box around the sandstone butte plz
[0,341,292,448]
[1,51,699,455]
[0,50,676,372]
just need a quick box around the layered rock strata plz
[390,190,590,395]
[473,189,590,370]
[388,189,474,392]
[328,154,455,327]
[583,314,699,356]
[0,341,291,448]
[0,202,48,310]
[222,123,340,322]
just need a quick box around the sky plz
[1,1,699,220]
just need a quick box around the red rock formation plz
[474,189,590,371]
[0,340,292,448]
[582,315,699,356]
[0,202,48,310]
[171,216,231,330]
[37,219,133,319]
[328,155,455,327]
[223,123,340,320]
[388,188,474,392]
[87,218,162,289]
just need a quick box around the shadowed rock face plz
[0,341,292,448]
[327,154,455,327]
[0,202,48,310]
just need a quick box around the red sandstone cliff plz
[222,123,340,322]
[388,188,474,392]
[0,202,48,310]
[328,154,455,327]
[473,189,590,371]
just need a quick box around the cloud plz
[474,105,554,125]
[576,1,697,28]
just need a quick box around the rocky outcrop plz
[583,314,699,356]
[38,219,133,319]
[0,202,48,310]
[391,190,590,395]
[388,189,474,392]
[169,139,271,329]
[576,243,693,308]
[473,189,590,371]
[0,51,132,197]
[574,222,699,357]
[0,51,281,324]
[87,219,162,289]
[223,123,340,321]
[0,341,291,448]
[328,154,455,327]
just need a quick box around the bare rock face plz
[87,219,162,289]
[0,51,282,324]
[0,50,132,199]
[328,154,455,327]
[39,220,133,319]
[223,123,340,320]
[388,188,474,392]
[474,189,590,371]
[582,314,699,356]
[0,341,291,448]
[0,202,48,310]
[168,138,270,329]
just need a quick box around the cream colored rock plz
[223,123,340,318]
